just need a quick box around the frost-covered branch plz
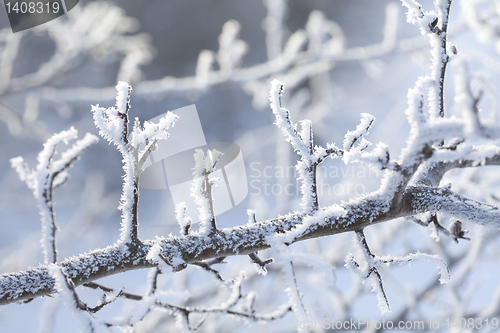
[10,129,98,264]
[402,0,453,118]
[91,82,178,246]
[5,177,499,306]
[346,229,450,313]
[270,79,342,214]
[346,230,391,314]
[48,265,108,332]
[5,2,500,330]
[191,149,223,236]
[408,213,470,243]
[82,271,292,331]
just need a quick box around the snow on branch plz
[5,71,500,319]
[175,203,192,236]
[84,270,291,331]
[346,230,391,314]
[346,229,450,314]
[341,113,398,171]
[10,128,98,264]
[48,265,107,332]
[402,0,453,119]
[91,82,178,245]
[343,113,374,150]
[269,79,342,213]
[6,2,500,326]
[191,148,223,236]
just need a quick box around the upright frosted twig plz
[191,149,223,236]
[402,0,453,119]
[91,82,178,246]
[269,79,341,214]
[10,128,98,264]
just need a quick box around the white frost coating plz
[252,262,268,276]
[269,243,309,331]
[284,267,308,331]
[115,81,131,114]
[277,204,347,244]
[247,209,257,224]
[402,0,452,120]
[347,231,390,313]
[47,265,78,308]
[343,113,374,150]
[377,252,450,284]
[428,220,440,241]
[51,133,100,172]
[295,160,316,213]
[348,230,450,314]
[175,203,192,236]
[401,0,424,26]
[48,265,100,332]
[146,243,172,273]
[269,80,311,160]
[10,128,98,264]
[343,142,391,170]
[404,76,429,128]
[431,143,500,165]
[132,112,178,148]
[298,119,312,151]
[435,0,451,30]
[91,82,178,244]
[269,79,343,214]
[190,149,222,236]
[218,272,245,309]
[369,273,391,314]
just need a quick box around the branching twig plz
[91,82,178,246]
[10,129,98,264]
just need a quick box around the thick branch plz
[3,183,499,305]
[411,153,500,187]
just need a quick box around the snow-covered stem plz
[283,260,309,330]
[146,268,160,296]
[175,203,192,236]
[47,265,106,332]
[80,271,291,328]
[348,230,390,313]
[4,177,494,306]
[10,129,98,264]
[191,257,227,283]
[348,229,450,313]
[269,79,342,214]
[91,82,178,245]
[191,149,223,236]
[6,0,500,329]
[7,73,500,310]
[402,0,454,119]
